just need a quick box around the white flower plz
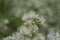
[33,33,45,40]
[3,19,9,24]
[47,29,56,40]
[22,11,35,21]
[37,33,45,40]
[3,36,14,40]
[18,26,31,35]
[22,11,39,21]
[39,16,46,26]
[33,24,38,33]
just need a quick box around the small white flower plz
[22,11,35,21]
[29,34,32,37]
[32,21,35,24]
[56,32,60,37]
[19,26,31,35]
[39,16,46,26]
[33,24,38,33]
[3,19,9,24]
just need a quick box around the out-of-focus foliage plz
[0,0,60,40]
[0,0,23,38]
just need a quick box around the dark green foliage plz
[7,17,23,32]
[31,5,39,12]
[0,0,23,38]
[0,16,23,38]
[0,29,12,38]
[0,0,12,19]
[0,0,12,38]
